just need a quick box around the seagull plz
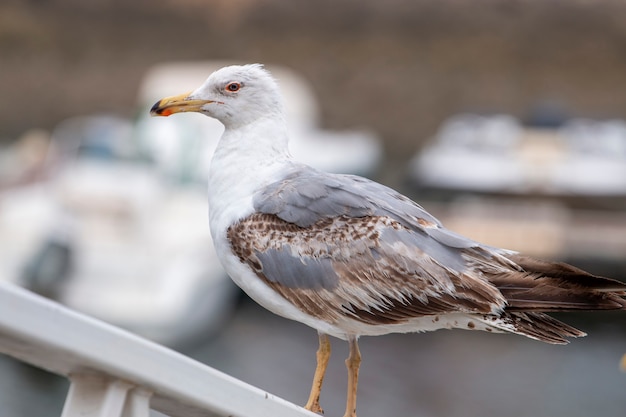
[151,64,626,417]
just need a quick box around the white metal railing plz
[0,281,316,417]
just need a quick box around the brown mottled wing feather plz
[227,215,626,341]
[227,213,507,326]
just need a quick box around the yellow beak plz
[150,91,215,117]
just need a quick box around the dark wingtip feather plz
[486,254,626,313]
[509,254,626,292]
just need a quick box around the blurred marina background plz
[1,1,626,416]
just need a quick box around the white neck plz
[207,116,293,237]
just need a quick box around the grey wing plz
[254,165,438,227]
[253,167,375,226]
[253,166,490,271]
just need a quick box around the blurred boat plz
[0,115,237,347]
[553,118,626,196]
[409,114,626,200]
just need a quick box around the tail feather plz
[483,312,586,345]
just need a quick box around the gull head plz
[150,64,285,128]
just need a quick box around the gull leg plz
[343,336,361,417]
[304,332,331,414]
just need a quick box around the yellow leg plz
[304,333,331,414]
[343,336,361,417]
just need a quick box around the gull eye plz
[226,82,241,92]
